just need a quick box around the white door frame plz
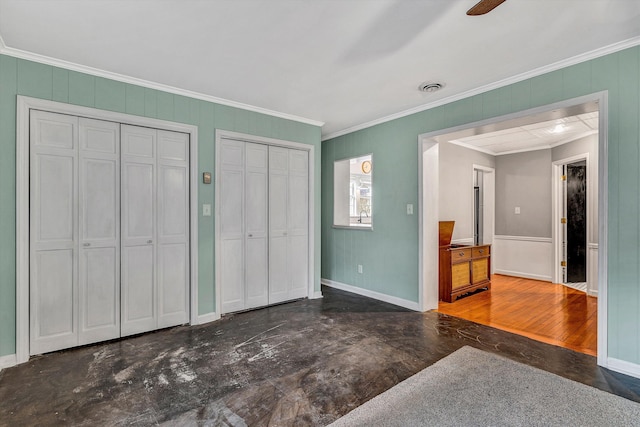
[214,130,316,316]
[418,92,608,368]
[15,96,199,364]
[552,153,591,290]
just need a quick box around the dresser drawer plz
[472,246,490,258]
[450,247,471,261]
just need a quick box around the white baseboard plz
[494,269,552,282]
[606,357,640,380]
[311,291,324,299]
[0,353,17,371]
[196,312,220,325]
[321,278,420,311]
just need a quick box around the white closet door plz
[268,146,290,304]
[245,143,269,309]
[157,130,190,328]
[121,125,157,337]
[288,149,309,299]
[219,139,246,313]
[29,111,79,355]
[78,118,121,345]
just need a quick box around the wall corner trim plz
[311,291,324,299]
[196,313,221,325]
[321,278,420,311]
[606,357,640,380]
[0,354,17,371]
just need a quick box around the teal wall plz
[322,46,640,364]
[0,54,322,358]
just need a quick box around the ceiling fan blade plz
[466,0,507,16]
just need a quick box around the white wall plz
[439,142,495,242]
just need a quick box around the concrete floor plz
[1,286,639,426]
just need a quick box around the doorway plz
[564,160,588,286]
[418,92,607,365]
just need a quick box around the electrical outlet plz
[357,264,363,274]
[514,206,521,215]
[203,204,211,216]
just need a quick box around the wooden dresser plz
[439,221,491,303]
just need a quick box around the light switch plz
[407,203,414,215]
[203,204,211,216]
[515,206,521,214]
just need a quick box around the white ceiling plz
[0,0,638,139]
[448,112,599,155]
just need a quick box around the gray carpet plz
[329,346,640,427]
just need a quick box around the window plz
[334,154,372,228]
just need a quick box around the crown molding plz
[0,37,324,128]
[322,36,640,141]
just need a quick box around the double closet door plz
[29,111,190,355]
[219,139,309,314]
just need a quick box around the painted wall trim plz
[197,313,221,325]
[311,291,324,299]
[321,279,420,311]
[606,358,640,380]
[322,36,640,141]
[0,353,17,371]
[15,96,200,364]
[494,235,552,243]
[493,270,552,282]
[0,39,324,128]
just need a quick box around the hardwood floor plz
[436,274,598,356]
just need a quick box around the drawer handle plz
[478,250,484,254]
[458,252,465,257]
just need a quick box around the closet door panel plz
[268,147,289,304]
[121,245,155,336]
[157,130,189,327]
[123,163,154,240]
[289,235,309,298]
[219,139,245,313]
[220,239,244,313]
[81,248,118,337]
[245,143,268,308]
[36,155,75,243]
[121,125,157,336]
[29,111,79,355]
[288,150,309,298]
[158,243,188,326]
[31,250,77,354]
[158,165,188,238]
[78,118,120,345]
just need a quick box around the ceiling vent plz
[418,82,445,93]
